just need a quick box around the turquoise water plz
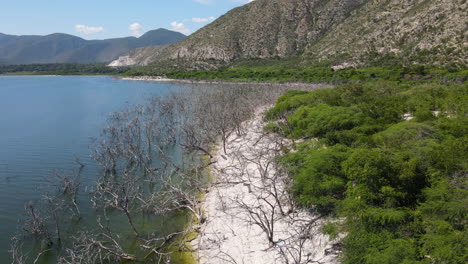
[0,76,186,262]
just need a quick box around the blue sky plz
[0,0,253,39]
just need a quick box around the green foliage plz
[322,222,340,240]
[418,179,468,264]
[273,74,467,263]
[282,144,350,214]
[343,149,398,206]
[0,63,130,75]
[125,59,468,86]
[265,88,341,120]
[371,122,436,149]
[363,238,418,264]
[287,104,370,138]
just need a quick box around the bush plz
[287,104,370,138]
[283,144,350,215]
[270,69,467,263]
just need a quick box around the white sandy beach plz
[116,76,333,89]
[118,76,174,82]
[192,107,339,264]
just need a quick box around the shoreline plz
[115,75,331,87]
[192,107,339,264]
[1,74,332,87]
[0,74,111,77]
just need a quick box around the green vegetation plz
[124,59,467,85]
[0,63,130,75]
[266,76,467,263]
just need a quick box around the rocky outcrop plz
[108,56,136,67]
[110,45,171,67]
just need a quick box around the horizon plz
[0,28,186,40]
[0,0,253,40]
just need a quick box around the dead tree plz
[59,231,140,264]
[42,195,66,245]
[92,172,142,237]
[9,236,28,264]
[239,194,280,246]
[49,169,81,216]
[12,82,329,263]
[22,201,52,247]
[274,217,323,264]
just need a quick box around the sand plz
[192,107,340,264]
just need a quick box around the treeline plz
[167,67,466,83]
[125,63,467,85]
[266,80,467,263]
[0,63,130,75]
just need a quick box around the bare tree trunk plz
[52,210,61,245]
[123,208,139,237]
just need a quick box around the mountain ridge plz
[0,28,186,65]
[111,0,467,69]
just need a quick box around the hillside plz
[305,0,467,67]
[0,29,185,65]
[111,0,467,70]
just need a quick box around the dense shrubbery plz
[268,80,467,263]
[160,65,468,85]
[0,63,130,75]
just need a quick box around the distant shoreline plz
[0,73,109,77]
[0,74,332,88]
[0,74,62,77]
[114,75,332,87]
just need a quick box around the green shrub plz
[287,104,370,138]
[283,144,350,215]
[268,68,467,263]
[371,122,436,149]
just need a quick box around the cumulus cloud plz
[170,21,190,35]
[75,25,104,34]
[129,23,143,37]
[192,16,216,23]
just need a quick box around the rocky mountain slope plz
[112,0,467,69]
[0,29,185,65]
[305,0,467,67]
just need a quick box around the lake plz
[0,76,187,262]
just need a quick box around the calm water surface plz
[0,76,185,262]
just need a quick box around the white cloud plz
[231,0,255,3]
[75,25,104,35]
[170,21,190,35]
[192,16,216,23]
[129,22,143,37]
[195,0,254,4]
[194,0,212,4]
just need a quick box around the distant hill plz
[0,29,186,65]
[111,0,466,69]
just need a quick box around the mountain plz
[111,0,466,69]
[303,0,467,67]
[0,29,186,65]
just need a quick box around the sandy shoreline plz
[118,76,175,82]
[192,107,339,264]
[1,75,330,88]
[115,76,329,87]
